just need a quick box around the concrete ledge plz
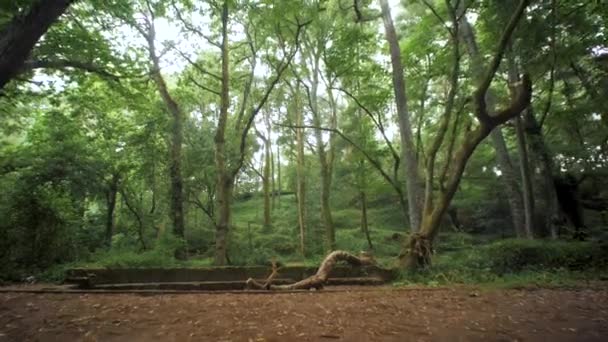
[82,277,385,291]
[66,266,396,288]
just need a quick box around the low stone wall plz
[66,265,396,286]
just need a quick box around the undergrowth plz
[22,194,608,287]
[393,238,608,288]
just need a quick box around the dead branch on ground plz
[246,251,375,291]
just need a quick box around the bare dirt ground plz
[1,286,607,341]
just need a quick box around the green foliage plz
[80,231,185,269]
[484,239,608,274]
[0,110,105,281]
[1,0,607,287]
[395,238,608,287]
[435,232,475,252]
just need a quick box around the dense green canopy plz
[1,0,606,277]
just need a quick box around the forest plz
[1,0,608,285]
[3,1,608,340]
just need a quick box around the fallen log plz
[245,251,375,290]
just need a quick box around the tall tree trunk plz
[104,173,119,248]
[360,190,373,250]
[0,0,74,90]
[294,85,307,257]
[309,49,335,252]
[271,141,276,211]
[276,143,281,208]
[397,0,532,269]
[265,109,275,212]
[379,0,424,233]
[514,115,535,238]
[215,176,233,265]
[214,1,231,265]
[507,55,535,238]
[524,109,561,238]
[490,129,526,237]
[168,106,185,240]
[460,17,526,238]
[263,136,272,229]
[143,13,185,244]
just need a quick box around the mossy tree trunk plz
[213,1,231,265]
[379,0,424,233]
[307,40,336,252]
[136,6,186,256]
[508,51,535,238]
[104,172,120,248]
[525,109,562,238]
[276,143,281,208]
[398,0,533,269]
[293,83,307,257]
[263,128,272,230]
[360,190,373,250]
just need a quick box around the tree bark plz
[104,173,120,248]
[294,84,307,257]
[309,47,335,252]
[490,129,526,237]
[360,191,373,250]
[270,139,276,211]
[214,1,231,265]
[524,109,561,238]
[263,133,272,229]
[142,12,186,246]
[378,0,424,233]
[0,0,74,90]
[507,51,535,238]
[276,142,281,208]
[514,115,535,238]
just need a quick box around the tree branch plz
[334,86,400,165]
[423,2,460,212]
[276,123,404,198]
[187,196,216,223]
[232,18,311,178]
[172,1,222,49]
[473,0,531,124]
[421,0,453,37]
[188,75,221,96]
[439,99,466,189]
[539,0,557,129]
[172,45,222,81]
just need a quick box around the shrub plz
[81,230,186,269]
[335,229,371,252]
[482,239,608,273]
[254,233,298,256]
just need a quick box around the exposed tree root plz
[246,251,376,291]
[398,233,433,269]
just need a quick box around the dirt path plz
[1,286,607,341]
